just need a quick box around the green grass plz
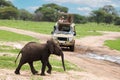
[0,20,120,38]
[0,30,38,41]
[0,20,54,34]
[0,45,20,53]
[76,23,120,32]
[0,43,80,73]
[104,38,120,51]
[0,55,80,72]
[0,45,79,72]
[0,20,120,37]
[76,23,120,37]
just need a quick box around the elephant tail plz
[15,50,22,64]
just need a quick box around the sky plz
[8,0,120,16]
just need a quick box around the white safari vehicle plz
[52,13,76,51]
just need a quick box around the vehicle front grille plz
[57,37,68,41]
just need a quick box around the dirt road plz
[0,26,120,80]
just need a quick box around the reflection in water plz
[77,53,120,64]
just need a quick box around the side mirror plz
[73,31,76,36]
[51,31,54,34]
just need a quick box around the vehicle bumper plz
[57,40,75,47]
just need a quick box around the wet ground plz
[77,52,120,64]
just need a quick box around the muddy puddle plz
[77,53,120,64]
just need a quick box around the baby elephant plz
[14,39,65,76]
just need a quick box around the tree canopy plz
[19,9,33,20]
[0,0,14,7]
[35,3,68,21]
[0,6,18,19]
[0,0,19,19]
[0,1,120,25]
[89,5,119,24]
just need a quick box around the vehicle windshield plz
[53,23,74,34]
[58,26,70,32]
[58,24,71,32]
[54,31,72,34]
[54,26,73,34]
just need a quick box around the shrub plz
[114,17,120,25]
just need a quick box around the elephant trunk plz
[61,52,66,71]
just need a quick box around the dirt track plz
[0,26,120,80]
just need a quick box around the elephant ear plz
[47,40,54,54]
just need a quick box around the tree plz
[33,11,43,21]
[89,5,119,24]
[19,9,33,20]
[102,5,118,16]
[73,14,87,23]
[90,10,105,24]
[114,17,120,25]
[0,6,19,19]
[101,5,118,24]
[104,13,114,24]
[0,0,15,7]
[0,0,19,19]
[35,3,68,22]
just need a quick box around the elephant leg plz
[28,62,38,75]
[40,60,47,76]
[15,59,26,74]
[47,61,52,74]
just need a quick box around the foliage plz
[102,5,118,16]
[0,0,119,24]
[0,6,19,19]
[101,5,118,24]
[18,9,33,20]
[33,11,43,21]
[35,3,68,21]
[104,13,114,24]
[104,38,120,51]
[73,14,87,24]
[0,0,15,7]
[0,30,38,41]
[114,17,120,25]
[90,5,119,24]
[36,3,68,13]
[90,9,105,24]
[0,0,19,19]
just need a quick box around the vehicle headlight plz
[52,36,57,40]
[69,37,73,41]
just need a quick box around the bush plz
[114,17,120,25]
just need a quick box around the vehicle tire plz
[70,45,75,51]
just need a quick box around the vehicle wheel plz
[70,45,75,51]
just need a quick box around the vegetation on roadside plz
[0,20,120,38]
[0,45,19,53]
[0,45,80,73]
[0,30,38,41]
[104,38,120,51]
[0,20,54,34]
[0,55,80,72]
